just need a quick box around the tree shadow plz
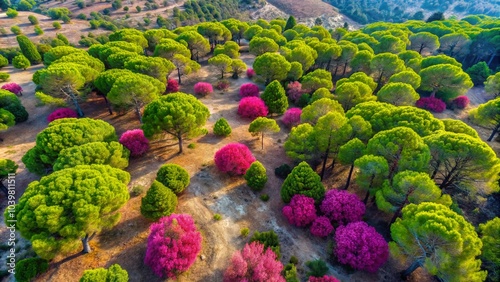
[98,215,151,250]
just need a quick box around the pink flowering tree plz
[194,82,213,96]
[282,194,317,227]
[47,108,78,122]
[246,68,256,78]
[238,97,268,119]
[310,216,333,237]
[1,82,22,96]
[334,221,389,272]
[223,241,285,282]
[239,83,260,98]
[309,275,340,282]
[214,143,256,175]
[450,95,469,109]
[166,78,179,93]
[287,81,303,102]
[415,97,446,113]
[119,129,150,157]
[282,108,302,128]
[320,189,365,225]
[144,214,202,279]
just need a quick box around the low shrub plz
[155,163,190,194]
[282,194,317,227]
[119,129,150,157]
[214,143,256,175]
[320,189,365,225]
[306,259,328,278]
[194,82,213,96]
[213,213,222,220]
[140,180,178,220]
[10,26,22,35]
[34,26,44,35]
[287,81,303,102]
[239,83,260,98]
[415,97,446,113]
[282,108,302,128]
[249,230,281,258]
[14,258,48,282]
[237,97,268,119]
[310,216,333,237]
[240,227,250,237]
[47,108,78,122]
[260,194,270,201]
[244,161,267,191]
[213,117,232,137]
[450,95,470,109]
[1,83,22,95]
[246,68,256,78]
[166,78,179,93]
[53,22,62,29]
[274,163,292,179]
[215,79,230,91]
[0,72,10,81]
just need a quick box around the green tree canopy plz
[124,56,175,84]
[175,31,210,61]
[244,161,268,191]
[280,161,325,203]
[17,35,42,64]
[53,141,129,171]
[208,54,233,79]
[485,72,500,98]
[388,70,421,90]
[409,32,440,54]
[335,81,376,110]
[249,37,279,56]
[469,97,500,141]
[301,98,344,125]
[479,217,500,282]
[370,106,444,136]
[171,54,200,84]
[419,64,473,100]
[301,69,333,92]
[284,123,317,162]
[248,117,280,150]
[142,93,210,153]
[376,82,420,106]
[253,52,291,84]
[140,180,178,221]
[154,38,191,60]
[354,154,389,203]
[260,80,288,115]
[370,53,405,89]
[80,264,128,282]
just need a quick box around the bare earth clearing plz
[0,52,498,281]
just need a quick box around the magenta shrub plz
[310,216,333,237]
[119,129,150,157]
[282,108,302,128]
[320,189,365,225]
[309,275,341,282]
[287,81,303,102]
[47,108,78,122]
[166,78,179,93]
[223,241,285,282]
[239,83,260,98]
[214,143,256,175]
[194,82,213,96]
[144,214,202,278]
[334,221,389,273]
[215,80,230,91]
[415,97,446,113]
[238,97,268,119]
[246,68,256,78]
[282,194,317,227]
[451,95,470,109]
[1,82,22,95]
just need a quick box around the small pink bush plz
[310,216,334,237]
[415,97,446,113]
[224,241,285,282]
[309,275,341,282]
[166,78,179,93]
[194,82,213,96]
[334,221,389,273]
[1,82,22,95]
[282,194,317,227]
[282,108,302,128]
[238,97,268,119]
[144,214,202,278]
[47,108,78,122]
[239,83,260,98]
[215,80,230,91]
[451,95,470,109]
[320,189,365,225]
[246,68,256,78]
[214,143,256,175]
[287,81,303,102]
[119,129,150,157]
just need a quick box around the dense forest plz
[0,1,500,282]
[323,0,500,24]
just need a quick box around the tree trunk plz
[102,95,113,115]
[430,160,441,179]
[401,260,422,280]
[487,123,500,141]
[221,70,224,79]
[261,132,264,150]
[178,134,183,154]
[344,164,355,190]
[320,139,332,180]
[82,234,91,253]
[363,190,370,204]
[135,105,143,124]
[418,44,424,54]
[430,89,438,98]
[177,68,182,84]
[72,98,84,117]
[487,53,496,67]
[390,205,404,224]
[342,62,348,76]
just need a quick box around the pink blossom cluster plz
[320,189,365,225]
[119,129,149,157]
[286,81,303,102]
[310,216,334,237]
[1,82,22,95]
[214,143,256,175]
[246,68,256,78]
[223,242,285,282]
[451,95,470,109]
[144,214,202,278]
[239,83,260,98]
[166,78,179,93]
[334,221,389,272]
[238,97,268,119]
[194,82,213,96]
[415,97,446,113]
[47,108,78,122]
[282,108,302,128]
[308,275,341,282]
[282,194,317,227]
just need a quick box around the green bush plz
[289,256,299,264]
[130,185,145,197]
[280,161,325,203]
[155,164,190,194]
[213,117,231,136]
[53,22,62,29]
[249,230,281,258]
[28,15,39,25]
[244,161,267,191]
[274,163,292,179]
[140,180,178,221]
[15,258,49,282]
[6,8,18,18]
[283,263,299,282]
[0,72,9,81]
[306,259,328,278]
[47,7,71,20]
[34,25,43,35]
[240,227,250,237]
[10,26,22,35]
[61,15,71,24]
[213,213,222,221]
[77,13,87,20]
[79,264,128,282]
[466,61,491,86]
[17,0,33,11]
[188,143,196,149]
[12,54,31,70]
[89,20,101,29]
[17,35,42,64]
[0,90,29,122]
[0,55,7,68]
[260,194,269,201]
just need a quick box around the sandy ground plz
[0,46,498,282]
